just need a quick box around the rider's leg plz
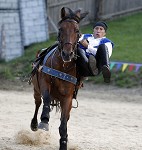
[95,44,111,83]
[88,55,98,76]
[77,47,97,76]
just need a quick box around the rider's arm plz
[79,39,97,56]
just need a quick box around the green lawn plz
[109,13,142,63]
[0,12,142,87]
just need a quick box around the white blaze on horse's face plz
[59,20,79,62]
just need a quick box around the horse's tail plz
[50,100,61,112]
[30,73,41,96]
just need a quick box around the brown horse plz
[30,7,88,150]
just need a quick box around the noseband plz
[62,42,75,47]
[61,42,77,52]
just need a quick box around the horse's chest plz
[51,78,74,96]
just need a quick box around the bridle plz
[57,19,81,60]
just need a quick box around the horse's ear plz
[80,11,89,21]
[75,9,81,18]
[61,7,66,19]
[61,7,74,19]
[75,9,89,21]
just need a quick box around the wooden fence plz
[46,0,95,33]
[46,0,142,34]
[98,0,142,20]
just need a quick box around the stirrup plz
[88,55,98,76]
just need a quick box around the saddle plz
[28,42,58,84]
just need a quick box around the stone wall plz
[20,0,49,46]
[0,0,49,61]
[0,0,23,61]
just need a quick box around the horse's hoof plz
[38,122,49,131]
[30,119,38,131]
[59,140,67,150]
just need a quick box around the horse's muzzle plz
[61,50,74,62]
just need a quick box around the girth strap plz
[42,66,77,85]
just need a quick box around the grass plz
[0,36,57,80]
[0,12,142,88]
[108,13,142,63]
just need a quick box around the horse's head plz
[58,7,88,62]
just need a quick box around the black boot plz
[95,44,111,83]
[88,55,98,76]
[101,46,111,83]
[102,65,111,83]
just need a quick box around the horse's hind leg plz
[38,90,51,131]
[31,88,42,131]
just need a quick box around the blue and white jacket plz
[79,34,114,58]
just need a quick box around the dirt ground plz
[0,82,142,150]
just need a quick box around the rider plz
[77,21,114,83]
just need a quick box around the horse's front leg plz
[31,88,42,131]
[38,90,51,131]
[59,98,72,150]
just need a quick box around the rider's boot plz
[102,65,111,83]
[100,46,111,83]
[88,55,98,76]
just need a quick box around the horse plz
[30,7,88,150]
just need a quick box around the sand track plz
[0,83,142,150]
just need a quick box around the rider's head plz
[93,21,108,38]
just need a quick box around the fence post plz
[94,0,103,21]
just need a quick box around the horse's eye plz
[59,28,63,32]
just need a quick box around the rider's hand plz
[86,45,97,55]
[79,39,89,48]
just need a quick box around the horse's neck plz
[54,49,76,73]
